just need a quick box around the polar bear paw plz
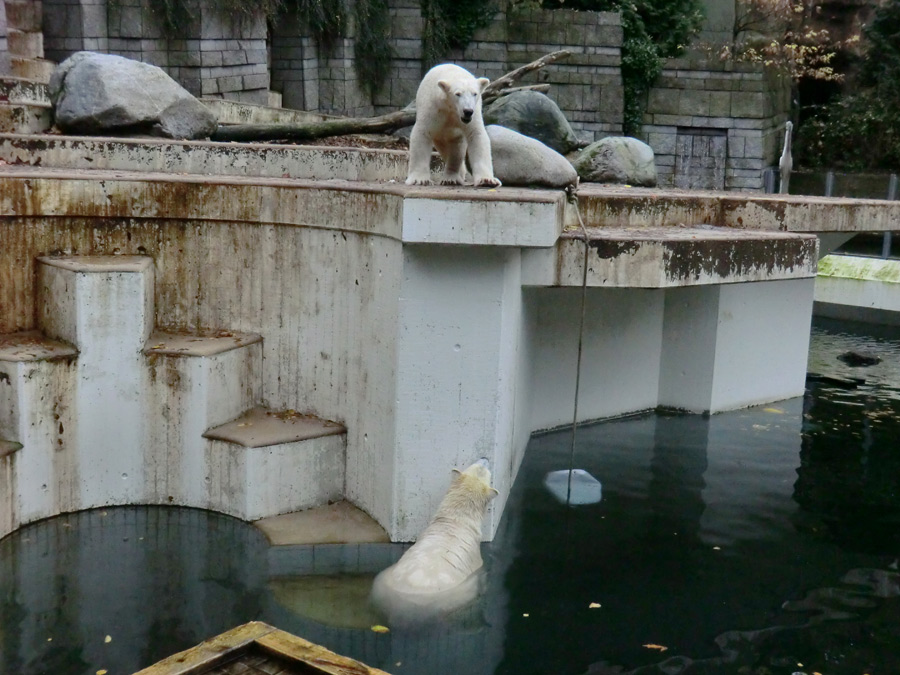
[475,176,502,188]
[405,175,433,186]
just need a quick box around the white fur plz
[405,63,502,188]
[371,462,499,623]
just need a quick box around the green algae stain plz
[818,255,900,284]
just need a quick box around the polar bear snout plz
[461,108,474,123]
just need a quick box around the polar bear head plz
[438,76,490,125]
[449,459,500,508]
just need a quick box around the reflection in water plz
[2,317,900,675]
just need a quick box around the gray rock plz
[484,91,581,155]
[571,136,657,186]
[50,51,217,139]
[487,125,578,189]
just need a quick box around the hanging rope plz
[564,185,591,506]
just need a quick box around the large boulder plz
[49,52,217,139]
[483,91,582,155]
[571,136,657,186]
[487,125,578,189]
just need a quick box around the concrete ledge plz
[145,330,262,357]
[0,331,78,361]
[573,185,900,233]
[38,254,153,273]
[254,500,389,546]
[0,76,49,104]
[814,254,900,325]
[0,133,409,182]
[204,406,345,448]
[532,226,818,287]
[402,187,565,246]
[0,102,52,134]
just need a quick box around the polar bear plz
[371,460,499,624]
[406,64,502,188]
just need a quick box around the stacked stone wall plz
[271,0,624,140]
[642,55,790,191]
[43,0,269,104]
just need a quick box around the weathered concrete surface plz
[254,500,390,545]
[0,76,49,104]
[544,226,818,288]
[572,185,900,233]
[202,97,331,125]
[0,101,51,133]
[204,406,345,448]
[0,133,410,182]
[815,254,900,325]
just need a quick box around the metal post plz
[883,174,898,258]
[825,171,835,197]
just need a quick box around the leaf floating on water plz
[763,407,784,414]
[104,635,112,643]
[643,644,668,652]
[589,602,601,609]
[371,625,390,633]
[97,670,108,675]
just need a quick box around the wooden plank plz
[255,629,392,675]
[132,622,275,675]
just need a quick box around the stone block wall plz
[0,1,10,74]
[642,55,790,191]
[43,0,269,104]
[271,0,624,139]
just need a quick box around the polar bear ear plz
[476,77,490,93]
[438,80,452,95]
[451,468,462,475]
[489,487,500,497]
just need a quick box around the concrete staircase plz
[0,255,346,539]
[0,75,51,133]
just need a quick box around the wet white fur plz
[371,462,498,621]
[405,64,501,188]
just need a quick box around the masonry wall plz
[43,0,270,103]
[642,55,791,191]
[271,0,624,139]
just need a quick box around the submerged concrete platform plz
[1,147,897,543]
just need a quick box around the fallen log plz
[210,51,572,144]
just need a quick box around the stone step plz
[203,407,346,522]
[0,76,50,104]
[0,101,52,134]
[11,57,54,83]
[7,29,43,60]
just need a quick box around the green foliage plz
[289,0,347,51]
[795,1,900,170]
[421,0,499,70]
[539,0,704,135]
[354,0,394,98]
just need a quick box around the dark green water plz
[2,318,899,675]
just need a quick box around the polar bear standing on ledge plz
[371,460,499,624]
[405,64,502,188]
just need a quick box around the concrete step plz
[0,101,52,134]
[203,407,346,521]
[0,331,79,537]
[7,29,43,60]
[0,76,50,104]
[11,57,54,83]
[143,328,264,508]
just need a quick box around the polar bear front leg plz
[438,138,467,186]
[466,126,501,188]
[406,125,435,185]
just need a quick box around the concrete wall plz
[642,54,791,191]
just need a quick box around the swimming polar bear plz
[371,460,499,625]
[405,64,502,188]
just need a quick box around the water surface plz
[1,317,899,675]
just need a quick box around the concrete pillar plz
[392,245,529,541]
[660,278,815,413]
[37,256,154,509]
